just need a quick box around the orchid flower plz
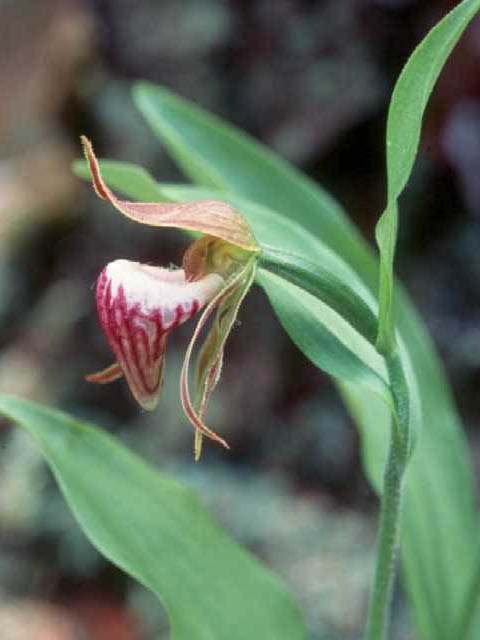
[82,137,259,459]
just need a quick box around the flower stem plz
[365,349,410,640]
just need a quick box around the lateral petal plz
[180,259,255,457]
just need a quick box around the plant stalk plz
[364,349,410,640]
[457,541,480,640]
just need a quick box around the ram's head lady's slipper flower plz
[81,136,259,459]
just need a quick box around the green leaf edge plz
[376,0,480,353]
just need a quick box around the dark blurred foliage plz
[1,0,479,638]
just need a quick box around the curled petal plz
[95,259,224,410]
[180,259,256,457]
[197,283,249,414]
[81,136,258,252]
[194,260,256,459]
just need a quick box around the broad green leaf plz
[131,84,347,236]
[0,395,305,640]
[376,0,480,353]
[128,82,479,640]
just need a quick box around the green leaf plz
[376,0,480,353]
[257,269,390,406]
[0,394,305,640]
[131,82,353,254]
[258,246,378,346]
[126,83,480,640]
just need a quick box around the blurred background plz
[1,0,480,638]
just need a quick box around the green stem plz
[365,349,410,640]
[457,541,480,640]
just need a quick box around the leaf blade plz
[0,395,305,640]
[376,0,480,352]
[258,246,378,346]
[257,269,390,406]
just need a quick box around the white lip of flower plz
[89,260,225,412]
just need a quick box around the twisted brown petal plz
[81,136,258,252]
[180,260,255,458]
